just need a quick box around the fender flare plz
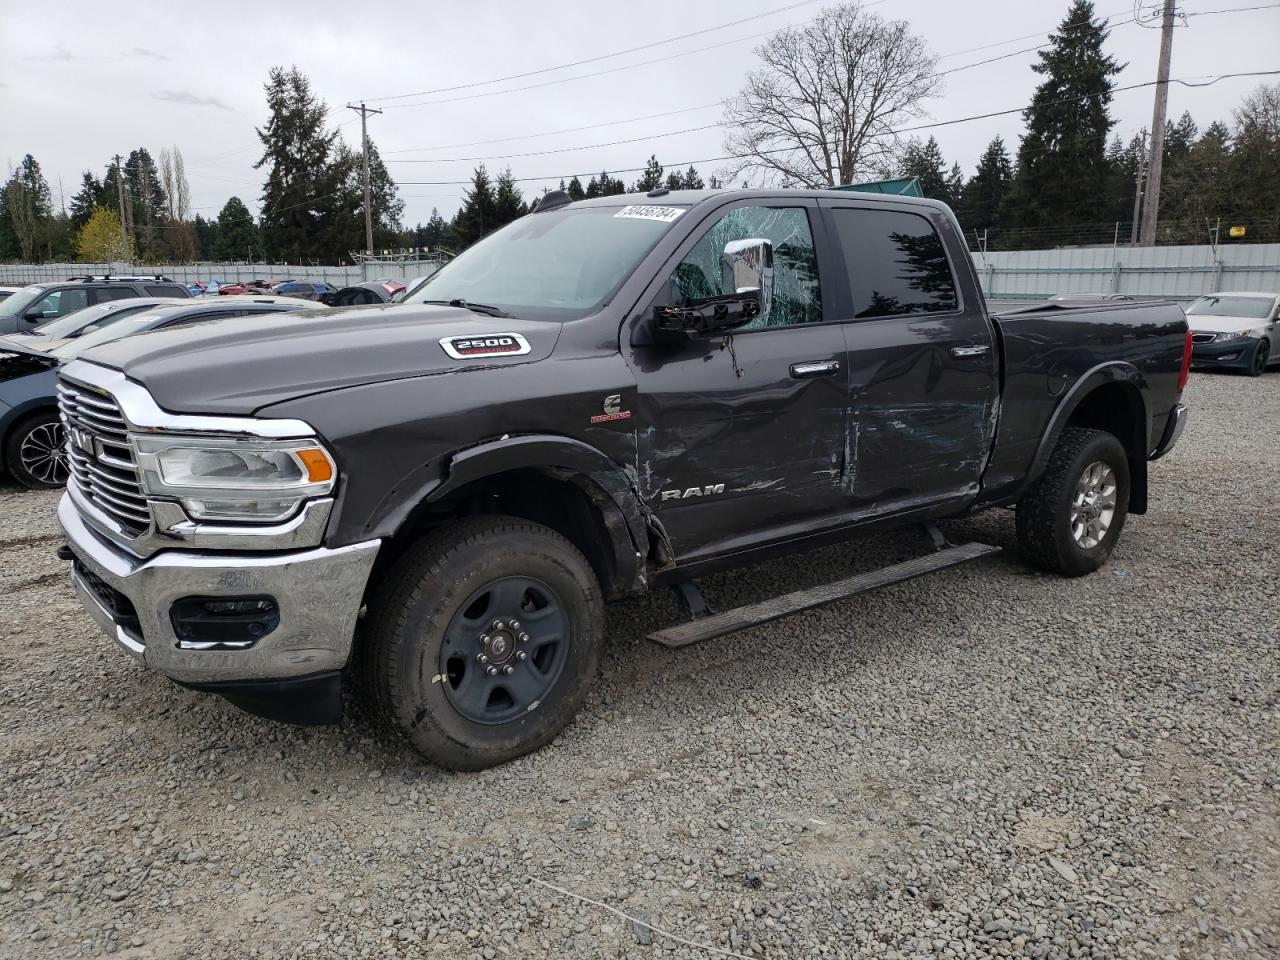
[392,434,653,594]
[1028,362,1150,513]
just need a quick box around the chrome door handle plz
[951,344,991,358]
[789,359,841,379]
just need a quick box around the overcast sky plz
[2,0,1276,227]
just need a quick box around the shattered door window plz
[670,206,821,329]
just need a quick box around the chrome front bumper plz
[59,493,380,684]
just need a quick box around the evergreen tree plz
[492,168,526,228]
[255,66,340,262]
[566,176,586,201]
[2,156,54,261]
[898,137,949,201]
[212,197,259,261]
[421,207,451,252]
[946,162,965,210]
[1229,83,1280,239]
[69,172,102,231]
[633,155,664,192]
[1007,0,1122,230]
[123,148,167,259]
[453,165,498,247]
[961,138,1013,229]
[681,166,705,190]
[194,213,218,260]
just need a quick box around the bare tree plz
[159,146,192,221]
[721,3,940,188]
[159,148,176,220]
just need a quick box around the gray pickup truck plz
[54,188,1190,769]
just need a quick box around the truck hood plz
[73,303,563,415]
[1187,314,1270,335]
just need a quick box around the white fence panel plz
[971,243,1280,302]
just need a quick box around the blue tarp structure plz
[831,177,924,197]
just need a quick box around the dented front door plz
[628,201,849,562]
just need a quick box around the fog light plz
[170,596,280,649]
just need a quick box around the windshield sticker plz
[614,205,685,223]
[440,333,531,360]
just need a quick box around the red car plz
[218,283,248,296]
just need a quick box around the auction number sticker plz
[614,205,685,223]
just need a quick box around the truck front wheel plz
[364,516,604,770]
[1016,427,1131,577]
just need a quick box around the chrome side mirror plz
[722,238,773,321]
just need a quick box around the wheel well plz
[1065,382,1148,514]
[374,468,625,597]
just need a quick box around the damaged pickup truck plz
[55,188,1191,769]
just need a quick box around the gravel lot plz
[1,370,1277,960]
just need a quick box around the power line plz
[383,103,722,155]
[394,70,1279,186]
[386,123,723,165]
[358,0,838,103]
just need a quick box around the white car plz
[1186,291,1280,377]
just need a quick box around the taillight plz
[1177,328,1192,392]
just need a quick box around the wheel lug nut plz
[491,620,505,630]
[510,620,521,631]
[518,632,529,643]
[516,651,527,661]
[503,665,514,674]
[477,654,488,663]
[486,666,498,676]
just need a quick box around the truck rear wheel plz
[1016,427,1130,577]
[364,516,603,770]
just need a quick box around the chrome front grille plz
[57,377,151,536]
[1191,333,1216,344]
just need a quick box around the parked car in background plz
[0,296,321,489]
[1,296,186,352]
[218,282,248,296]
[1048,293,1135,303]
[1187,291,1280,377]
[0,286,22,302]
[0,276,190,335]
[274,280,336,302]
[323,280,404,306]
[392,275,435,302]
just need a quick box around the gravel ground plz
[1,370,1277,960]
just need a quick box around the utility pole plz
[1129,140,1147,246]
[113,154,129,262]
[346,102,383,256]
[1138,0,1176,246]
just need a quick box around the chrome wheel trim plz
[18,421,69,485]
[1070,460,1117,550]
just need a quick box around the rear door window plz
[94,287,139,304]
[828,207,958,319]
[145,284,188,297]
[37,288,91,317]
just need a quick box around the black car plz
[0,276,190,336]
[0,296,317,488]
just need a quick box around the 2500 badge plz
[440,333,532,360]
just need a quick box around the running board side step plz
[647,541,1001,649]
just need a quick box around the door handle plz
[951,344,991,358]
[789,359,841,379]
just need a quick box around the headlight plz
[1211,330,1259,342]
[132,435,336,523]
